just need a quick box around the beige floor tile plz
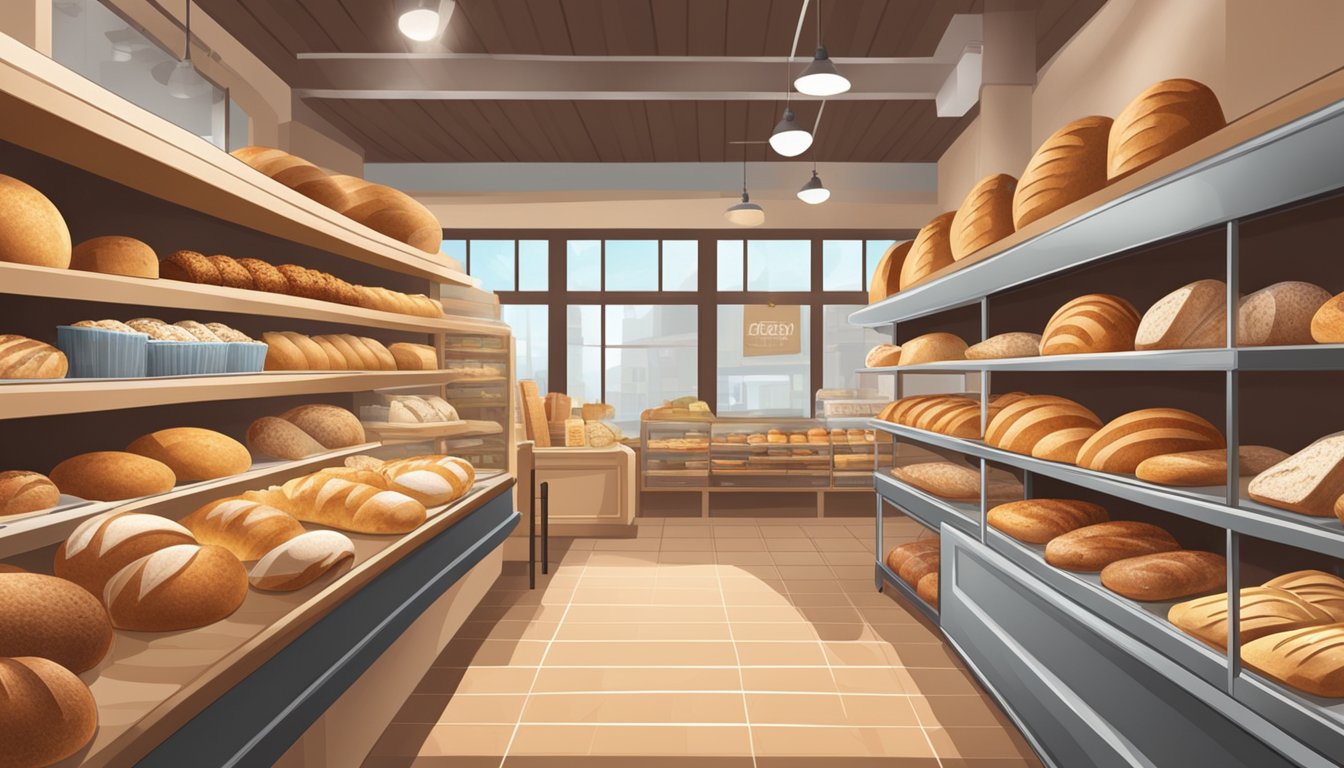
[657,551,718,564]
[652,587,726,605]
[368,723,514,757]
[438,639,548,667]
[814,538,869,552]
[837,578,879,593]
[775,565,837,580]
[926,726,1039,759]
[395,693,527,725]
[585,552,659,567]
[760,525,807,537]
[522,692,746,724]
[662,525,711,538]
[725,605,810,623]
[831,666,914,695]
[746,692,850,725]
[739,666,839,694]
[723,564,783,581]
[544,641,739,667]
[659,537,714,551]
[751,725,935,758]
[720,587,792,606]
[712,525,763,538]
[734,641,829,666]
[479,589,544,607]
[763,538,820,552]
[912,695,1012,728]
[654,575,721,589]
[716,551,776,565]
[728,622,821,642]
[457,620,560,642]
[467,604,569,624]
[899,667,985,696]
[830,565,877,580]
[586,725,754,757]
[801,526,859,538]
[506,724,595,756]
[888,642,965,668]
[564,604,727,623]
[554,622,733,642]
[714,538,768,551]
[824,642,905,667]
[531,666,743,694]
[770,551,828,565]
[867,622,944,645]
[593,538,662,551]
[784,579,847,594]
[838,694,922,727]
[797,605,865,624]
[812,623,876,642]
[415,666,538,695]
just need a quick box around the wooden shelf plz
[360,419,504,443]
[0,33,468,285]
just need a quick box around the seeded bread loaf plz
[984,395,1102,457]
[1169,587,1334,650]
[885,539,939,576]
[890,462,1022,502]
[1040,294,1141,355]
[899,211,957,290]
[868,241,913,304]
[103,544,249,631]
[1075,408,1225,474]
[1242,623,1344,698]
[1044,521,1179,571]
[965,332,1041,360]
[1135,446,1290,486]
[208,254,255,290]
[0,573,113,673]
[1135,279,1227,350]
[988,499,1110,544]
[160,250,221,285]
[1100,550,1226,601]
[236,257,289,294]
[279,404,366,449]
[1013,116,1113,230]
[1248,432,1344,517]
[1238,281,1331,346]
[1263,570,1344,621]
[950,173,1017,261]
[1108,78,1225,181]
[0,656,98,765]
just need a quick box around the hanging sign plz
[743,304,801,357]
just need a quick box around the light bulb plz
[725,194,765,226]
[797,171,830,204]
[794,47,850,97]
[769,109,812,157]
[398,8,440,41]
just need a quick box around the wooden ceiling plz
[196,0,1106,163]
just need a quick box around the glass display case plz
[709,418,830,488]
[438,331,512,472]
[816,389,889,486]
[640,419,710,487]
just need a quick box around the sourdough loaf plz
[1075,408,1225,474]
[1311,291,1344,343]
[126,427,252,482]
[0,471,59,518]
[864,344,902,368]
[1100,550,1226,601]
[1169,587,1334,650]
[0,174,71,269]
[103,544,249,631]
[950,174,1017,261]
[1040,294,1141,355]
[70,235,158,279]
[49,451,176,501]
[1135,279,1227,350]
[0,573,112,673]
[1108,79,1225,181]
[1242,623,1344,698]
[868,241,912,304]
[378,457,469,506]
[898,548,939,587]
[1013,115,1113,230]
[965,332,1041,360]
[182,497,306,562]
[54,511,196,597]
[899,211,957,290]
[886,539,939,576]
[279,404,366,449]
[890,462,1022,502]
[0,334,68,379]
[1044,521,1179,571]
[984,394,1102,457]
[1238,281,1331,346]
[987,499,1109,544]
[246,416,326,460]
[1247,432,1344,517]
[1135,446,1290,486]
[898,332,967,365]
[331,175,443,254]
[1263,570,1344,621]
[0,656,98,766]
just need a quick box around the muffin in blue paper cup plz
[224,341,268,373]
[146,339,229,376]
[57,321,148,378]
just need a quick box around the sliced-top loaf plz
[899,211,957,290]
[868,241,913,304]
[1169,587,1334,650]
[1014,115,1113,230]
[1108,78,1225,181]
[1263,570,1344,621]
[950,174,1017,261]
[1040,294,1141,355]
[1242,623,1344,698]
[984,394,1102,458]
[1075,408,1224,474]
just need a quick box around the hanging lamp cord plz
[184,0,191,62]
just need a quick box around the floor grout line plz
[714,536,759,768]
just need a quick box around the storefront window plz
[604,305,697,431]
[823,305,895,397]
[662,240,698,291]
[717,240,744,291]
[565,305,602,406]
[747,240,810,291]
[822,241,863,291]
[468,240,514,292]
[517,240,548,291]
[566,240,601,290]
[716,305,811,416]
[604,240,658,291]
[500,305,548,394]
[866,239,898,289]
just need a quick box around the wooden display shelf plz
[0,371,458,420]
[441,347,510,359]
[360,419,503,443]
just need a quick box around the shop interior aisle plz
[363,517,1040,767]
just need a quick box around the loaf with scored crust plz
[1040,294,1141,355]
[1108,79,1225,181]
[1135,446,1290,486]
[1263,570,1344,621]
[1075,408,1225,474]
[231,146,353,211]
[0,335,68,380]
[1100,550,1226,601]
[103,543,248,631]
[1014,115,1113,230]
[1169,587,1333,650]
[274,473,427,534]
[988,499,1110,544]
[984,394,1102,458]
[0,656,98,766]
[899,211,957,290]
[54,511,196,597]
[951,173,1017,261]
[1135,279,1227,350]
[1044,521,1179,571]
[1243,623,1344,698]
[869,241,912,304]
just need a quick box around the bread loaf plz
[279,404,365,449]
[1246,432,1344,517]
[1242,623,1344,698]
[246,416,327,460]
[0,656,98,765]
[54,511,196,597]
[0,471,59,519]
[966,332,1041,360]
[1075,408,1225,474]
[1013,115,1113,230]
[359,336,397,370]
[1100,550,1226,601]
[1169,587,1334,650]
[126,427,251,482]
[204,254,253,290]
[181,497,306,561]
[103,544,248,631]
[897,332,967,365]
[236,257,289,293]
[382,454,475,494]
[1108,78,1225,180]
[1030,427,1100,464]
[230,146,352,211]
[582,403,615,422]
[0,174,72,269]
[262,331,314,370]
[331,175,443,254]
[1135,279,1227,350]
[277,474,427,533]
[0,334,69,379]
[70,235,158,278]
[1135,446,1291,486]
[898,548,939,587]
[1238,281,1332,346]
[1040,294,1141,355]
[985,394,1074,445]
[916,572,939,607]
[890,462,1022,502]
[1044,521,1179,571]
[885,539,939,575]
[868,241,912,303]
[950,173,1017,261]
[899,211,957,290]
[864,344,901,368]
[283,331,332,369]
[995,402,1104,457]
[378,457,469,506]
[49,451,176,502]
[1311,291,1344,343]
[1263,571,1344,621]
[309,336,349,370]
[987,499,1110,544]
[0,573,112,673]
[249,530,356,591]
[160,249,221,285]
[389,342,439,370]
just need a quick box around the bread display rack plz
[0,32,518,767]
[850,71,1344,767]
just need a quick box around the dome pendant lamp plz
[168,0,209,100]
[398,0,444,41]
[725,149,765,226]
[769,107,812,157]
[797,165,830,205]
[794,0,850,97]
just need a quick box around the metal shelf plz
[1235,668,1344,763]
[874,471,979,538]
[858,346,1344,374]
[875,560,938,624]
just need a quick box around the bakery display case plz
[640,419,710,488]
[816,389,889,486]
[709,418,830,488]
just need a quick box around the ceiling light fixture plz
[769,108,812,157]
[398,0,442,42]
[168,0,209,99]
[797,166,830,205]
[725,148,765,227]
[794,0,850,97]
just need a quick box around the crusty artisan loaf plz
[49,451,176,502]
[0,174,72,269]
[1013,115,1113,230]
[181,497,306,562]
[274,473,427,534]
[207,254,254,290]
[886,539,939,576]
[0,573,112,673]
[1135,446,1290,486]
[0,656,98,766]
[1100,550,1226,601]
[279,404,366,449]
[262,331,312,371]
[987,499,1109,544]
[1311,291,1344,343]
[103,544,248,631]
[1248,432,1344,517]
[160,249,221,285]
[0,471,59,518]
[310,336,350,370]
[1169,587,1334,650]
[868,241,912,304]
[950,173,1017,261]
[335,333,380,369]
[0,334,69,379]
[1242,623,1344,698]
[899,211,957,290]
[1108,78,1226,181]
[383,454,476,491]
[249,530,356,591]
[246,416,327,460]
[331,175,443,254]
[1031,427,1100,464]
[898,548,939,587]
[126,427,252,482]
[236,257,289,293]
[1075,408,1225,474]
[864,344,902,368]
[358,336,397,370]
[917,572,939,607]
[389,342,439,370]
[1044,521,1179,571]
[1263,570,1344,621]
[1040,294,1141,355]
[283,331,332,369]
[379,457,470,507]
[897,332,968,366]
[965,332,1041,360]
[890,462,1022,502]
[1135,279,1227,350]
[984,394,1102,457]
[1238,281,1332,346]
[54,511,196,598]
[313,334,361,369]
[230,146,352,211]
[70,235,158,279]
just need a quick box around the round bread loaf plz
[1242,623,1344,698]
[0,573,113,673]
[916,572,939,606]
[1109,78,1225,181]
[54,511,196,597]
[1249,432,1344,518]
[160,250,222,285]
[126,427,252,482]
[1262,570,1344,621]
[247,416,327,460]
[1101,550,1226,602]
[181,497,305,562]
[1029,426,1099,464]
[897,332,967,366]
[965,332,1041,360]
[950,173,1017,261]
[0,656,98,765]
[236,257,289,294]
[899,211,957,290]
[864,344,902,368]
[987,499,1110,544]
[49,451,176,501]
[1169,587,1333,650]
[1134,445,1290,486]
[280,404,366,449]
[898,548,939,587]
[1311,291,1344,344]
[1014,115,1113,230]
[231,146,352,211]
[208,255,256,290]
[103,544,248,631]
[886,539,939,576]
[0,335,68,379]
[70,235,158,278]
[1076,408,1225,474]
[0,470,60,518]
[1040,293,1141,355]
[869,243,912,304]
[1135,279,1227,350]
[0,174,72,269]
[1238,281,1331,347]
[1044,521,1180,572]
[249,530,356,592]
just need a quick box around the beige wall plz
[0,0,51,54]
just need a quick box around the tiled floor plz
[364,516,1042,767]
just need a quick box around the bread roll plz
[1100,550,1226,601]
[898,332,967,365]
[1238,281,1331,346]
[1135,279,1227,350]
[898,548,939,587]
[1075,408,1225,474]
[1108,79,1225,181]
[890,462,1022,502]
[0,573,112,673]
[0,334,69,379]
[965,332,1041,360]
[49,451,176,502]
[1030,427,1099,464]
[181,497,306,561]
[230,146,352,211]
[126,427,251,482]
[389,342,438,370]
[1248,432,1344,517]
[950,173,1017,261]
[1263,571,1344,621]
[103,544,248,631]
[0,470,59,518]
[310,336,350,370]
[277,473,426,534]
[280,404,365,449]
[1040,294,1141,355]
[0,656,98,765]
[1013,116,1113,230]
[987,499,1109,544]
[249,530,356,591]
[0,174,71,269]
[283,331,332,369]
[160,249,222,285]
[70,235,158,278]
[899,211,956,290]
[862,344,901,368]
[1242,623,1344,698]
[916,572,939,607]
[246,416,327,460]
[1311,291,1344,343]
[236,257,289,294]
[54,510,196,595]
[1169,587,1333,650]
[1044,521,1179,571]
[1135,446,1290,486]
[868,241,912,304]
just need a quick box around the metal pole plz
[528,468,536,589]
[540,481,550,575]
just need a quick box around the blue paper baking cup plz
[56,326,148,378]
[147,340,229,377]
[226,341,268,373]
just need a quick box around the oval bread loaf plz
[891,462,1022,502]
[160,249,221,285]
[0,470,60,518]
[1134,445,1290,486]
[389,342,439,370]
[1135,279,1227,350]
[868,241,912,304]
[103,544,249,631]
[898,549,939,587]
[0,656,98,766]
[279,404,366,449]
[1075,408,1225,474]
[916,572,939,607]
[965,332,1041,360]
[1238,281,1331,346]
[0,573,113,673]
[310,336,350,370]
[1262,570,1344,621]
[885,539,939,575]
[54,511,196,597]
[1030,427,1099,464]
[262,331,308,371]
[278,473,427,534]
[230,146,352,211]
[987,499,1109,544]
[247,416,327,460]
[985,395,1102,456]
[181,497,306,562]
[1169,587,1333,650]
[1242,623,1344,698]
[0,334,69,379]
[1311,291,1344,343]
[0,174,72,269]
[1044,521,1179,571]
[49,451,176,502]
[331,175,443,254]
[950,173,1017,261]
[899,211,956,290]
[70,235,158,279]
[379,458,469,506]
[1108,78,1225,181]
[897,332,967,366]
[1100,550,1226,601]
[1040,294,1141,355]
[249,530,356,592]
[864,344,902,368]
[236,257,289,293]
[1013,115,1113,230]
[1249,432,1344,517]
[126,427,252,482]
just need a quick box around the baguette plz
[1262,570,1344,621]
[0,656,98,766]
[1168,587,1334,650]
[950,173,1017,261]
[1100,550,1226,601]
[54,511,196,596]
[378,457,469,506]
[181,497,306,561]
[1242,623,1344,698]
[1044,521,1179,571]
[1135,279,1227,350]
[1075,408,1224,474]
[103,544,249,631]
[278,473,426,533]
[1248,432,1344,517]
[0,572,113,673]
[987,499,1109,544]
[249,530,356,592]
[1040,294,1141,355]
[1135,446,1291,486]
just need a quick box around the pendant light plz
[769,108,812,157]
[794,0,850,97]
[725,149,765,226]
[398,0,445,41]
[168,0,209,100]
[797,164,830,205]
